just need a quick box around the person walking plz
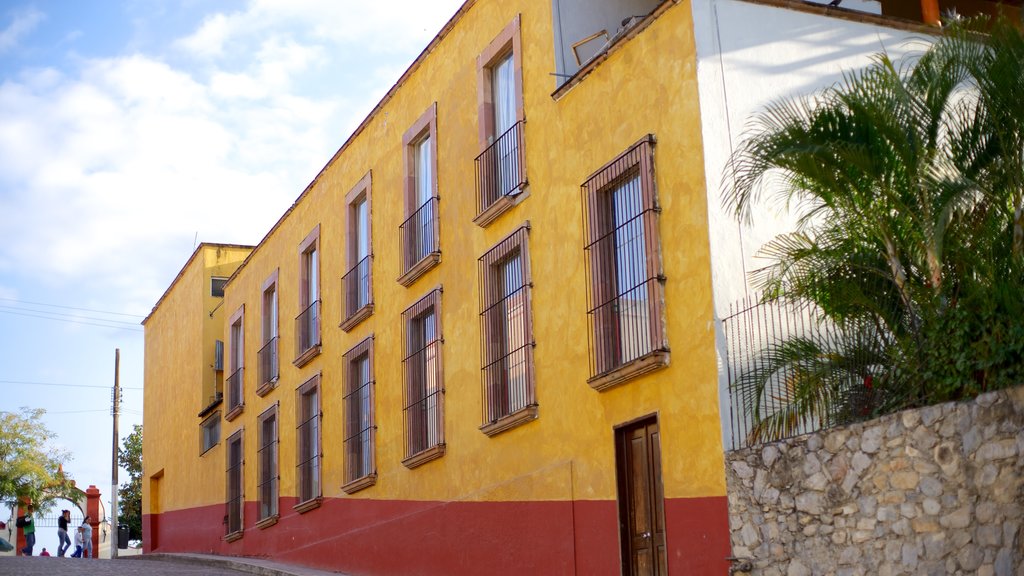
[80,515,93,558]
[18,504,35,556]
[70,526,84,558]
[57,509,71,556]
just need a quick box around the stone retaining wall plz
[726,386,1024,576]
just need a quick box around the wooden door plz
[616,417,667,575]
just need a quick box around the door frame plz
[613,412,668,576]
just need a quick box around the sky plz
[0,0,463,549]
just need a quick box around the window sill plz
[473,186,529,228]
[402,444,445,469]
[199,443,219,457]
[480,405,538,437]
[293,344,321,368]
[224,404,244,422]
[588,350,670,392]
[397,252,441,287]
[341,473,377,495]
[293,497,322,514]
[340,304,374,332]
[224,530,243,543]
[255,378,278,397]
[197,395,223,418]
[254,515,278,530]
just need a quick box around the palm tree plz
[724,18,1024,443]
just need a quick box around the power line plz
[0,305,142,326]
[0,380,143,390]
[0,309,144,332]
[0,297,147,318]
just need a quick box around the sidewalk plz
[123,552,350,576]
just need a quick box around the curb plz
[120,553,343,576]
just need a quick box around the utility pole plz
[110,348,120,559]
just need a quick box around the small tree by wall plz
[118,424,142,540]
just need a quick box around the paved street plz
[0,556,266,576]
[0,553,346,576]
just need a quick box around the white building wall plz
[690,0,928,448]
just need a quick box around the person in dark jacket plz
[57,509,71,556]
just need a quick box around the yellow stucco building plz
[144,1,733,573]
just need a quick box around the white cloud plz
[0,52,303,302]
[0,7,45,53]
[210,36,324,100]
[0,0,464,310]
[175,0,462,61]
[175,12,232,58]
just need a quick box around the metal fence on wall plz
[723,294,881,450]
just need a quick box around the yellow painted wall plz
[143,244,252,514]
[145,0,725,516]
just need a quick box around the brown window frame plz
[295,225,321,367]
[200,411,221,455]
[255,403,279,528]
[474,14,528,227]
[401,288,445,468]
[478,223,537,436]
[341,171,374,331]
[224,428,244,541]
[582,135,668,391]
[398,104,441,287]
[294,374,322,513]
[342,336,376,493]
[225,305,245,421]
[257,269,279,396]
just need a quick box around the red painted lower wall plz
[144,495,729,575]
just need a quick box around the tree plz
[0,407,78,508]
[118,424,142,539]
[724,18,1024,442]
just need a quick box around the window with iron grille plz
[474,16,527,226]
[225,429,243,539]
[582,135,668,390]
[255,405,278,526]
[401,289,444,467]
[200,411,220,455]
[341,172,374,331]
[478,225,537,435]
[295,375,321,512]
[258,270,279,395]
[295,226,321,366]
[342,336,375,492]
[398,105,440,286]
[226,306,245,420]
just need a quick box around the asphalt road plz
[0,556,253,575]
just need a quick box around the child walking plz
[70,526,84,558]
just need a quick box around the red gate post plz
[86,485,101,559]
[14,498,31,556]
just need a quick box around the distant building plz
[142,1,982,574]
